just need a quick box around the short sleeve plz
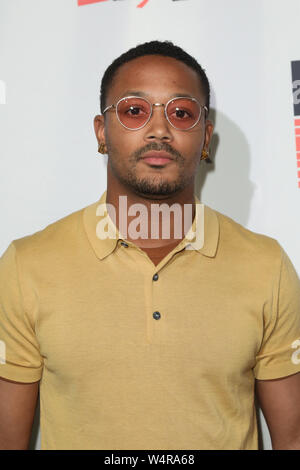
[0,242,43,382]
[254,245,300,380]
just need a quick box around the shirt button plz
[153,311,161,320]
[120,241,128,247]
[152,273,159,281]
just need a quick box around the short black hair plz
[100,40,210,114]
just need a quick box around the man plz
[0,40,300,450]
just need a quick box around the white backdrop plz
[1,0,300,450]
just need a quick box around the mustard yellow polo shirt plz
[0,190,300,450]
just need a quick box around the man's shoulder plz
[210,206,282,263]
[10,202,90,261]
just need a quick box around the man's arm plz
[255,372,300,450]
[0,376,39,450]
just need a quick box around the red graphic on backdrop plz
[78,0,149,6]
[137,0,149,7]
[78,0,187,6]
[78,0,108,5]
[296,119,300,186]
[292,61,300,188]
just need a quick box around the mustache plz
[133,142,183,161]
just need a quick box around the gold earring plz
[98,142,107,154]
[201,148,209,160]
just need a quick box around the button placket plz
[151,268,164,341]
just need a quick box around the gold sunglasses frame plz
[103,95,208,131]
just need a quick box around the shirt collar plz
[83,190,219,260]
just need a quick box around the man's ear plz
[204,119,214,150]
[94,114,106,146]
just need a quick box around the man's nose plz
[143,105,173,142]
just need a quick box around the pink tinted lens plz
[117,97,151,129]
[166,98,201,129]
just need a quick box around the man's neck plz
[105,183,196,249]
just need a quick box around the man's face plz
[94,55,213,198]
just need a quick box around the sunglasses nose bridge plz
[150,102,168,123]
[148,102,173,131]
[151,103,165,117]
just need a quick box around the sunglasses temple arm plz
[102,104,115,114]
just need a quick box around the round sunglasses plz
[103,95,208,131]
